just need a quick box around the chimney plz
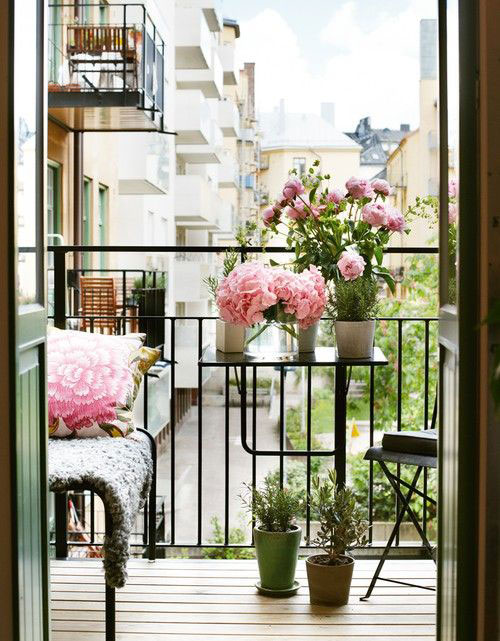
[400,123,410,132]
[420,19,437,80]
[321,102,335,128]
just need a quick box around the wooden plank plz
[50,591,437,605]
[50,600,436,614]
[52,635,435,641]
[50,610,436,625]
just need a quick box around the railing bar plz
[122,269,127,335]
[169,319,176,545]
[396,319,403,546]
[197,318,203,545]
[224,367,230,546]
[306,366,312,544]
[90,491,95,545]
[369,365,375,544]
[279,367,285,489]
[251,365,257,536]
[423,320,430,538]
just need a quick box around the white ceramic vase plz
[334,320,375,359]
[216,319,245,353]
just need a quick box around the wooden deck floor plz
[51,558,436,640]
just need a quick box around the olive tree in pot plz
[307,470,368,605]
[241,477,302,596]
[329,276,379,359]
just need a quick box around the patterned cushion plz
[48,328,160,437]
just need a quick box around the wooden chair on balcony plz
[80,276,118,334]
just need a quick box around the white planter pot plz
[298,322,319,352]
[335,320,375,359]
[216,319,245,353]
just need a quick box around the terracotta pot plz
[216,319,245,353]
[334,320,375,359]
[306,554,354,605]
[298,321,319,352]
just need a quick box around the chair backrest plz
[80,277,117,333]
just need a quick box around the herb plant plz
[328,276,379,322]
[204,248,239,301]
[240,476,302,533]
[310,469,368,565]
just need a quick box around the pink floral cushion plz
[48,329,160,437]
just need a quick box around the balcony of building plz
[176,116,223,164]
[46,243,438,640]
[218,151,239,189]
[218,98,241,137]
[176,46,224,99]
[174,174,218,228]
[218,43,239,86]
[48,3,165,132]
[117,132,169,194]
[174,7,213,70]
[175,89,213,144]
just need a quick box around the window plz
[98,184,108,270]
[99,0,109,25]
[82,177,92,270]
[47,162,61,269]
[293,157,306,176]
[48,0,62,83]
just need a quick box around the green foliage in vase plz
[328,276,380,322]
[204,248,239,301]
[240,476,302,533]
[310,469,368,564]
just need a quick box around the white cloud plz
[236,1,437,131]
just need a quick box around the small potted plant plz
[132,272,167,348]
[240,476,302,596]
[306,470,368,605]
[328,274,379,359]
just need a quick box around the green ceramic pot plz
[253,525,301,591]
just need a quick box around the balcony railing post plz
[53,249,66,329]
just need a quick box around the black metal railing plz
[46,244,439,559]
[48,3,165,128]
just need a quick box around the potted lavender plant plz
[306,470,368,605]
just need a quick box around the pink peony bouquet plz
[262,161,414,291]
[216,262,326,333]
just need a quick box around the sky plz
[219,0,438,132]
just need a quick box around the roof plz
[259,111,361,151]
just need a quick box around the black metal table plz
[199,347,388,486]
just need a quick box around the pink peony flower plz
[371,179,392,196]
[286,200,319,220]
[362,203,388,227]
[216,262,277,327]
[346,176,375,200]
[338,251,366,281]
[448,179,458,198]
[386,207,406,232]
[448,203,458,224]
[263,206,279,227]
[326,189,345,204]
[282,178,305,200]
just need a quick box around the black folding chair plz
[360,402,437,601]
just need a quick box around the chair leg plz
[380,461,436,560]
[360,466,423,601]
[105,583,115,641]
[55,492,68,559]
[104,508,116,640]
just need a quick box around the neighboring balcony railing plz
[45,244,439,558]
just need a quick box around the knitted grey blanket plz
[48,433,153,589]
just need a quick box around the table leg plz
[334,365,347,487]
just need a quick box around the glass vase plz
[244,322,298,360]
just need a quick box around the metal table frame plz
[199,347,388,487]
